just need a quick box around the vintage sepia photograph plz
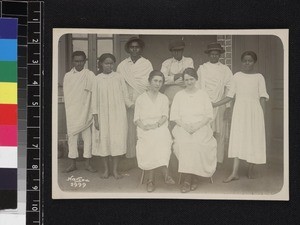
[52,29,288,200]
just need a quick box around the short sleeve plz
[170,93,180,121]
[133,97,142,123]
[226,75,237,98]
[258,74,269,100]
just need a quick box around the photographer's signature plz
[66,176,90,188]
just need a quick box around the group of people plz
[62,37,269,193]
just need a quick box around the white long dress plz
[227,72,269,164]
[134,92,173,170]
[170,89,217,177]
[91,72,132,157]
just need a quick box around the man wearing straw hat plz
[196,42,233,164]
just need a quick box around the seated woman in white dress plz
[170,68,217,193]
[134,70,174,192]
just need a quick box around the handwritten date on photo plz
[67,176,90,188]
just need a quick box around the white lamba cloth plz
[63,68,95,136]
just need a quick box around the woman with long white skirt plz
[170,68,217,193]
[134,70,174,192]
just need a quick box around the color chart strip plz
[0,18,18,210]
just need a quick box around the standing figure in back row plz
[117,37,153,161]
[196,42,233,163]
[63,51,96,173]
[161,39,194,104]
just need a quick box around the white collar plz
[172,56,185,63]
[73,68,85,73]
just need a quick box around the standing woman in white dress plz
[170,68,217,193]
[213,51,269,182]
[92,53,134,179]
[134,70,174,192]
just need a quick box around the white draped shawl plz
[117,57,153,101]
[196,62,233,103]
[63,68,95,136]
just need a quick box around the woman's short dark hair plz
[148,70,165,84]
[182,67,198,80]
[241,51,258,63]
[72,51,86,60]
[97,53,116,73]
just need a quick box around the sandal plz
[181,181,191,193]
[165,175,175,185]
[146,180,155,192]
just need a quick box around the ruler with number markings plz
[0,1,43,224]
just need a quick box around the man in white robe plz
[196,42,233,163]
[117,37,153,160]
[63,51,96,172]
[161,39,194,104]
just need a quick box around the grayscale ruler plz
[26,2,43,224]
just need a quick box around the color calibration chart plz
[0,17,18,210]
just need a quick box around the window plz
[72,34,88,69]
[71,34,114,73]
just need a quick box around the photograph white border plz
[52,29,289,200]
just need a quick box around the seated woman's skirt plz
[172,124,217,177]
[136,125,172,170]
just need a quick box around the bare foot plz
[99,170,109,179]
[248,167,256,179]
[85,165,97,173]
[63,164,77,173]
[223,175,239,183]
[248,171,256,179]
[112,170,123,179]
